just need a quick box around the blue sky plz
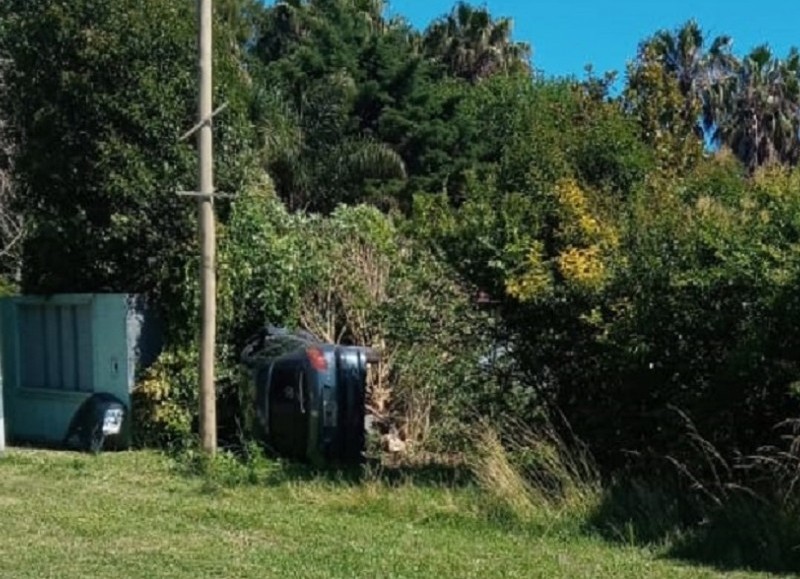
[390,0,800,80]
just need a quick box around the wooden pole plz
[198,0,217,454]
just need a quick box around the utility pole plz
[197,0,217,454]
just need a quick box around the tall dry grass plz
[468,416,601,524]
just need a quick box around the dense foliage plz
[2,1,800,489]
[0,0,258,298]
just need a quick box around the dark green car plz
[241,328,377,466]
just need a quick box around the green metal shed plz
[0,294,162,447]
[0,341,4,455]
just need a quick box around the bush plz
[297,203,500,452]
[132,347,198,448]
[575,163,800,464]
[134,178,501,454]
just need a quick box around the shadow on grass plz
[168,440,475,491]
[587,477,800,576]
[362,457,475,488]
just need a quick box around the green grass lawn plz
[0,449,774,578]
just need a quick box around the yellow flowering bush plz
[505,241,553,301]
[555,179,618,248]
[556,245,607,290]
[503,180,619,301]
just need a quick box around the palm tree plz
[643,20,735,137]
[624,21,735,171]
[649,21,734,95]
[422,2,530,82]
[254,73,406,212]
[706,46,800,172]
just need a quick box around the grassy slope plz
[0,450,771,579]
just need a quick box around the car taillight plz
[306,347,328,372]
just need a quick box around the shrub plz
[298,204,499,453]
[132,348,198,448]
[134,180,500,454]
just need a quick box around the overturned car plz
[241,326,378,466]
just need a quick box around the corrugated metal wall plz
[18,303,93,392]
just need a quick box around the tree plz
[422,2,530,82]
[252,69,407,213]
[627,22,800,174]
[624,21,734,174]
[649,21,733,102]
[0,53,22,286]
[0,0,258,299]
[251,0,414,212]
[706,46,800,172]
